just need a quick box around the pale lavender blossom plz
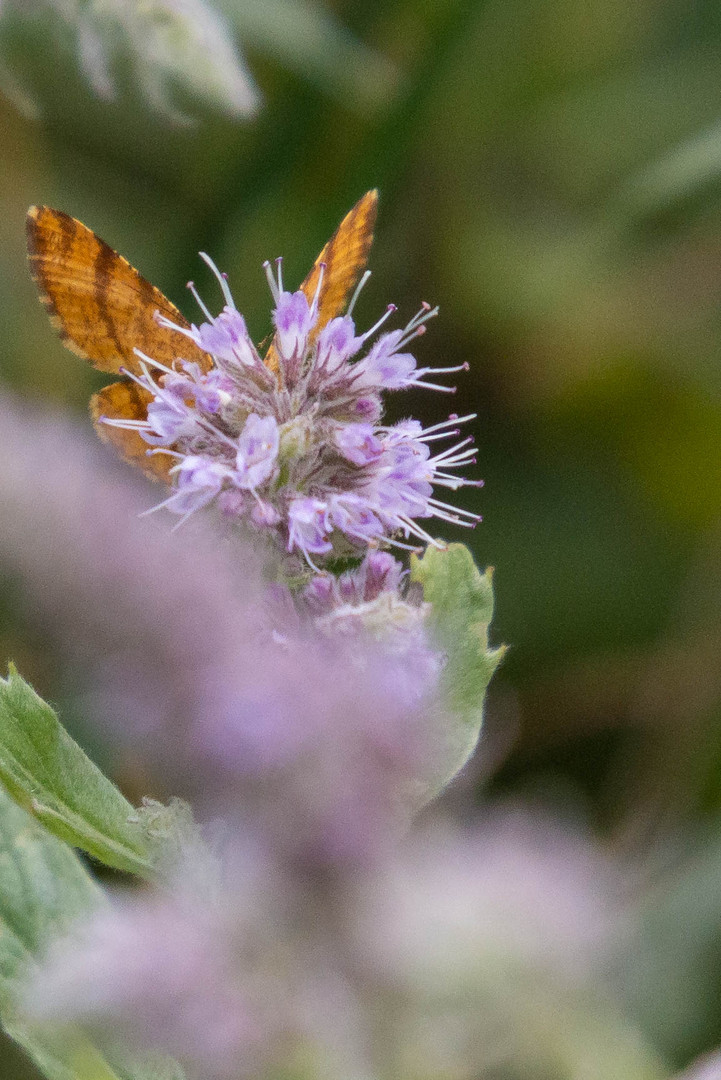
[195,307,255,366]
[303,550,405,616]
[26,894,256,1079]
[0,396,443,860]
[335,423,383,466]
[104,249,482,566]
[287,497,333,559]
[23,808,624,1080]
[272,289,317,361]
[235,414,280,490]
[161,456,234,519]
[193,621,442,863]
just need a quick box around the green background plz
[3,1,721,1076]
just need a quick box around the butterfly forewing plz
[26,205,211,377]
[265,190,378,371]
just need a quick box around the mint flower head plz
[102,222,482,569]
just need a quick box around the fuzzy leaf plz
[0,666,151,877]
[411,543,506,797]
[0,781,112,1078]
[0,785,184,1080]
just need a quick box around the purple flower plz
[272,290,317,360]
[353,329,418,389]
[361,549,404,599]
[142,394,197,446]
[25,892,263,1080]
[250,499,281,527]
[195,307,256,367]
[316,315,362,372]
[194,626,442,863]
[287,497,332,557]
[327,493,383,542]
[303,551,404,615]
[235,414,279,490]
[335,423,383,466]
[163,456,233,516]
[103,239,481,566]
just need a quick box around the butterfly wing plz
[28,196,379,483]
[90,381,172,483]
[26,205,211,377]
[265,189,378,371]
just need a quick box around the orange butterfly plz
[26,192,378,483]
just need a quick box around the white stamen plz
[155,315,198,344]
[428,507,476,527]
[434,450,477,468]
[120,365,158,396]
[359,304,397,343]
[383,536,424,553]
[147,448,184,459]
[432,437,474,463]
[199,252,236,310]
[153,311,185,334]
[417,362,468,376]
[132,348,176,377]
[99,417,151,430]
[398,516,447,548]
[429,497,481,520]
[263,260,279,303]
[411,380,457,393]
[346,270,371,317]
[418,429,461,442]
[138,493,181,517]
[187,280,213,322]
[421,414,477,435]
[299,544,324,574]
[310,262,326,317]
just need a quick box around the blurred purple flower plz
[24,807,624,1080]
[0,393,443,862]
[196,625,441,863]
[26,893,255,1079]
[0,393,265,751]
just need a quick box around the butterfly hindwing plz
[90,380,172,483]
[26,205,211,377]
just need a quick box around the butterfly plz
[26,191,379,483]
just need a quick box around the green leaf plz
[410,543,506,798]
[0,667,151,877]
[0,785,184,1080]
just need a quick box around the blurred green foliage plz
[5,0,721,1076]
